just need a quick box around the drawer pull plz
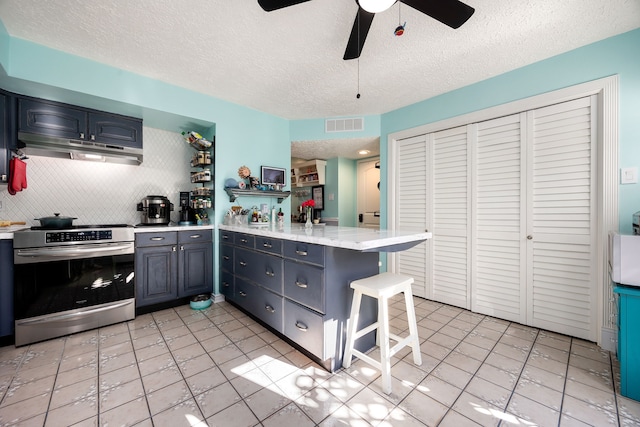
[265,305,275,313]
[189,234,201,239]
[295,321,308,332]
[265,271,275,277]
[295,281,308,289]
[223,281,230,287]
[295,250,308,256]
[240,239,248,243]
[150,237,165,241]
[239,291,247,297]
[239,261,247,267]
[223,256,230,260]
[223,235,229,240]
[263,242,273,248]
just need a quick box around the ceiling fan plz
[257,0,475,60]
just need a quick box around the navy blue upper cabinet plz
[18,97,142,149]
[19,98,86,140]
[88,113,142,148]
[0,90,17,183]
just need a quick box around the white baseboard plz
[600,327,618,354]
[212,293,225,303]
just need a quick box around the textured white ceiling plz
[1,0,638,122]
[292,137,380,161]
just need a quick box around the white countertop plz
[0,225,30,240]
[134,224,215,233]
[218,224,432,251]
[1,224,215,239]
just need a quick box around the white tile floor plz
[1,296,639,427]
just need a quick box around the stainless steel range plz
[13,225,135,346]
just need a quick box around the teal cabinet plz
[615,285,640,401]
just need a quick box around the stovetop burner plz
[29,224,131,231]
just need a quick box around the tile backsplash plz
[0,128,196,226]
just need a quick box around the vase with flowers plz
[301,199,315,228]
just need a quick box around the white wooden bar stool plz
[342,272,422,394]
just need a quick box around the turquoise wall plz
[324,159,339,218]
[379,28,640,234]
[338,158,357,227]
[0,23,291,293]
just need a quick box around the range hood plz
[18,132,143,166]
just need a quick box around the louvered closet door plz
[472,113,527,323]
[432,126,470,309]
[394,135,431,298]
[526,96,597,341]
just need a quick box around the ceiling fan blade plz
[258,0,311,12]
[402,0,474,29]
[343,8,375,60]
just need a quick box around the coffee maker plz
[179,192,196,225]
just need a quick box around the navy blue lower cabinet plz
[136,230,212,308]
[219,229,379,372]
[0,239,14,337]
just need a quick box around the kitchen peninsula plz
[218,224,431,371]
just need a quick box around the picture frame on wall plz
[312,185,324,211]
[261,166,286,186]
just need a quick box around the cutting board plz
[0,221,26,227]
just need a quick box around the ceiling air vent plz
[325,117,364,133]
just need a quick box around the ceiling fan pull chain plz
[356,58,361,99]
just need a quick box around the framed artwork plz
[261,166,286,186]
[312,185,324,210]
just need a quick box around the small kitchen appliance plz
[137,195,173,225]
[179,191,195,225]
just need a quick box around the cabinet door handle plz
[295,250,308,256]
[240,239,248,243]
[223,256,230,260]
[189,234,201,239]
[151,237,165,241]
[295,321,308,332]
[172,246,177,252]
[90,134,96,141]
[265,271,275,277]
[222,235,229,240]
[239,291,247,297]
[265,305,275,313]
[239,261,247,267]
[223,281,230,287]
[263,242,273,248]
[79,132,85,139]
[180,245,184,251]
[295,281,308,289]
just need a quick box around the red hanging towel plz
[8,157,27,195]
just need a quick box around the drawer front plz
[284,261,325,313]
[284,241,325,266]
[220,270,234,301]
[235,248,283,294]
[234,233,255,249]
[220,244,234,272]
[255,236,283,256]
[135,231,177,247]
[178,229,212,244]
[284,299,324,359]
[253,286,284,334]
[219,230,234,244]
[235,277,258,313]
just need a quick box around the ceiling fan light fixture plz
[358,0,396,14]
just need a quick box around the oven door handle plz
[16,243,133,258]
[15,300,134,326]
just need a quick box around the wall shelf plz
[225,188,291,203]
